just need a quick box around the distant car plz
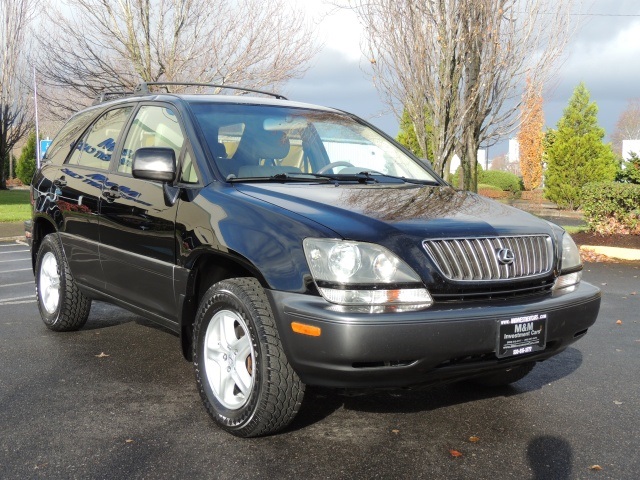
[27,83,601,437]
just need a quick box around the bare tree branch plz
[342,0,579,190]
[611,98,640,156]
[1,0,37,189]
[35,0,319,119]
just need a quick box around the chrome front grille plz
[423,235,554,281]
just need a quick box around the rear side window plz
[43,110,99,165]
[67,107,133,169]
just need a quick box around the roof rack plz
[133,82,288,100]
[92,90,136,105]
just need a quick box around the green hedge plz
[582,182,640,234]
[449,167,523,193]
[479,170,523,193]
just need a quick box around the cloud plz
[286,48,399,135]
[546,16,640,139]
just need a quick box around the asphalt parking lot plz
[1,239,638,480]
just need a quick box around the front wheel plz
[193,278,305,437]
[35,234,91,331]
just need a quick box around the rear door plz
[99,104,187,322]
[52,106,133,291]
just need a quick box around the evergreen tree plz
[396,109,434,161]
[544,83,617,209]
[16,131,37,185]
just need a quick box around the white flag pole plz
[33,67,41,169]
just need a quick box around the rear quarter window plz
[43,109,101,166]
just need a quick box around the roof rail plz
[92,90,136,105]
[133,82,288,100]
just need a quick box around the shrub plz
[581,182,640,234]
[449,163,483,189]
[477,183,509,199]
[479,170,523,193]
[16,132,37,186]
[617,152,640,185]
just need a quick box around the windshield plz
[189,103,439,183]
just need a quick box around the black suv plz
[28,83,601,437]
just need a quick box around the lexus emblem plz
[496,248,515,265]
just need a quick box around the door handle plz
[102,185,122,201]
[53,177,67,187]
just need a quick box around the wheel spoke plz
[221,313,239,347]
[205,342,226,365]
[219,371,237,403]
[203,308,256,410]
[40,252,61,314]
[235,337,252,360]
[231,368,251,397]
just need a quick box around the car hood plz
[233,183,558,242]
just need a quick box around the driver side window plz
[119,106,185,175]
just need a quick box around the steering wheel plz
[316,161,354,174]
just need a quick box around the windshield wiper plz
[226,173,332,183]
[353,171,440,185]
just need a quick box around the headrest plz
[251,130,290,160]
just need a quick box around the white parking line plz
[1,268,32,273]
[0,250,29,255]
[0,299,35,305]
[0,258,31,263]
[0,294,35,303]
[0,281,33,288]
[0,243,26,248]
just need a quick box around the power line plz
[571,13,640,16]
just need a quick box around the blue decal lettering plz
[97,138,117,152]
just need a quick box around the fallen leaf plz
[469,436,480,443]
[589,465,603,471]
[391,429,400,434]
[95,352,110,358]
[613,401,623,405]
[616,320,622,325]
[449,449,463,458]
[125,439,134,443]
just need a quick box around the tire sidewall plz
[194,284,264,431]
[35,235,66,327]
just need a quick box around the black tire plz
[193,277,305,437]
[471,362,536,387]
[35,234,91,332]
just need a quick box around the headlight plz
[553,233,582,292]
[303,238,433,307]
[560,233,582,272]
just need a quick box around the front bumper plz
[266,282,601,389]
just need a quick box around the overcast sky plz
[286,0,640,157]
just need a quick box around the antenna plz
[33,67,40,169]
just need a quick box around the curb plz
[580,245,640,261]
[0,236,27,243]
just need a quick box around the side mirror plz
[132,147,176,183]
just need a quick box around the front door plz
[99,105,186,322]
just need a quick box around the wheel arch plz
[31,215,58,272]
[179,249,269,361]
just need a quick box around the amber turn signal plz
[291,322,321,337]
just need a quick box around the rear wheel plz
[193,278,304,437]
[35,234,91,331]
[471,362,536,387]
